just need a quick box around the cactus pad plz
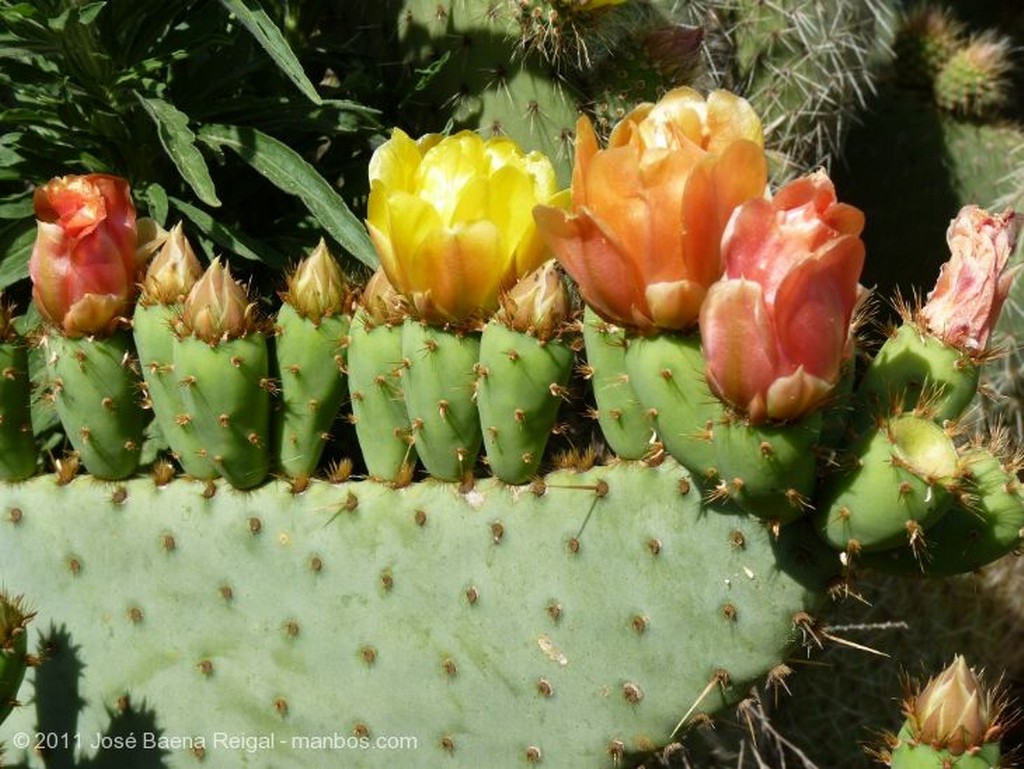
[0,461,834,768]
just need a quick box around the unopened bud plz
[360,268,408,327]
[141,222,202,305]
[284,239,350,323]
[497,260,570,339]
[912,656,994,755]
[181,258,256,343]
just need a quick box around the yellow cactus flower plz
[366,128,565,327]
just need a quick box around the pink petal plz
[700,279,778,423]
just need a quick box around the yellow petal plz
[705,90,764,151]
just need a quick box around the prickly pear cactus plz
[0,461,834,768]
[0,591,32,728]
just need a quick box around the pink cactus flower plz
[30,173,138,337]
[919,205,1021,352]
[700,170,866,424]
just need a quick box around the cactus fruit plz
[854,321,980,429]
[173,259,271,490]
[624,332,720,483]
[712,412,822,527]
[402,321,483,482]
[0,460,835,768]
[860,441,1024,577]
[580,308,653,460]
[476,261,574,484]
[877,656,1007,768]
[0,591,33,727]
[133,223,218,479]
[273,240,353,479]
[815,415,960,555]
[346,269,417,482]
[0,301,36,482]
[40,331,147,480]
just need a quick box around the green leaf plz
[77,2,106,25]
[0,192,33,220]
[168,196,287,269]
[217,0,322,106]
[135,93,221,208]
[140,183,169,226]
[196,123,377,269]
[0,219,34,291]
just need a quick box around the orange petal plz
[644,280,706,330]
[765,368,833,423]
[533,205,650,328]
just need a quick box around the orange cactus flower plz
[534,87,767,332]
[700,171,866,424]
[919,205,1021,352]
[30,173,138,337]
[366,128,564,327]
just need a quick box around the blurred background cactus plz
[3,1,1024,767]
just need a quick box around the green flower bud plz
[360,267,408,328]
[141,222,202,306]
[283,239,350,324]
[181,259,256,343]
[497,259,570,340]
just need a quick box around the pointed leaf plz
[135,94,221,208]
[168,196,286,269]
[197,123,378,268]
[217,0,322,105]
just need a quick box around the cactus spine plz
[0,591,32,727]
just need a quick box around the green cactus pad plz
[854,322,978,428]
[347,311,416,482]
[0,460,834,768]
[402,321,482,481]
[888,722,1001,769]
[582,308,654,460]
[273,303,350,478]
[0,591,31,726]
[860,446,1024,577]
[42,331,146,480]
[815,415,959,553]
[133,303,218,479]
[476,322,573,484]
[0,341,37,481]
[713,412,823,526]
[173,334,270,489]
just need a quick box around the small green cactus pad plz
[346,312,416,481]
[854,323,978,429]
[41,331,146,480]
[133,303,218,479]
[582,308,654,460]
[625,332,721,483]
[0,461,834,768]
[272,303,350,478]
[887,722,1001,769]
[476,322,573,484]
[0,341,36,481]
[402,321,482,481]
[174,334,271,489]
[815,415,959,553]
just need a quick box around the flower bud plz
[181,259,256,343]
[141,222,203,306]
[284,239,350,323]
[912,656,996,755]
[497,260,571,339]
[359,268,408,328]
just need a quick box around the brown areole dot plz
[8,507,22,524]
[360,645,377,665]
[249,517,262,535]
[111,486,128,504]
[283,620,300,638]
[414,509,427,526]
[537,678,554,698]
